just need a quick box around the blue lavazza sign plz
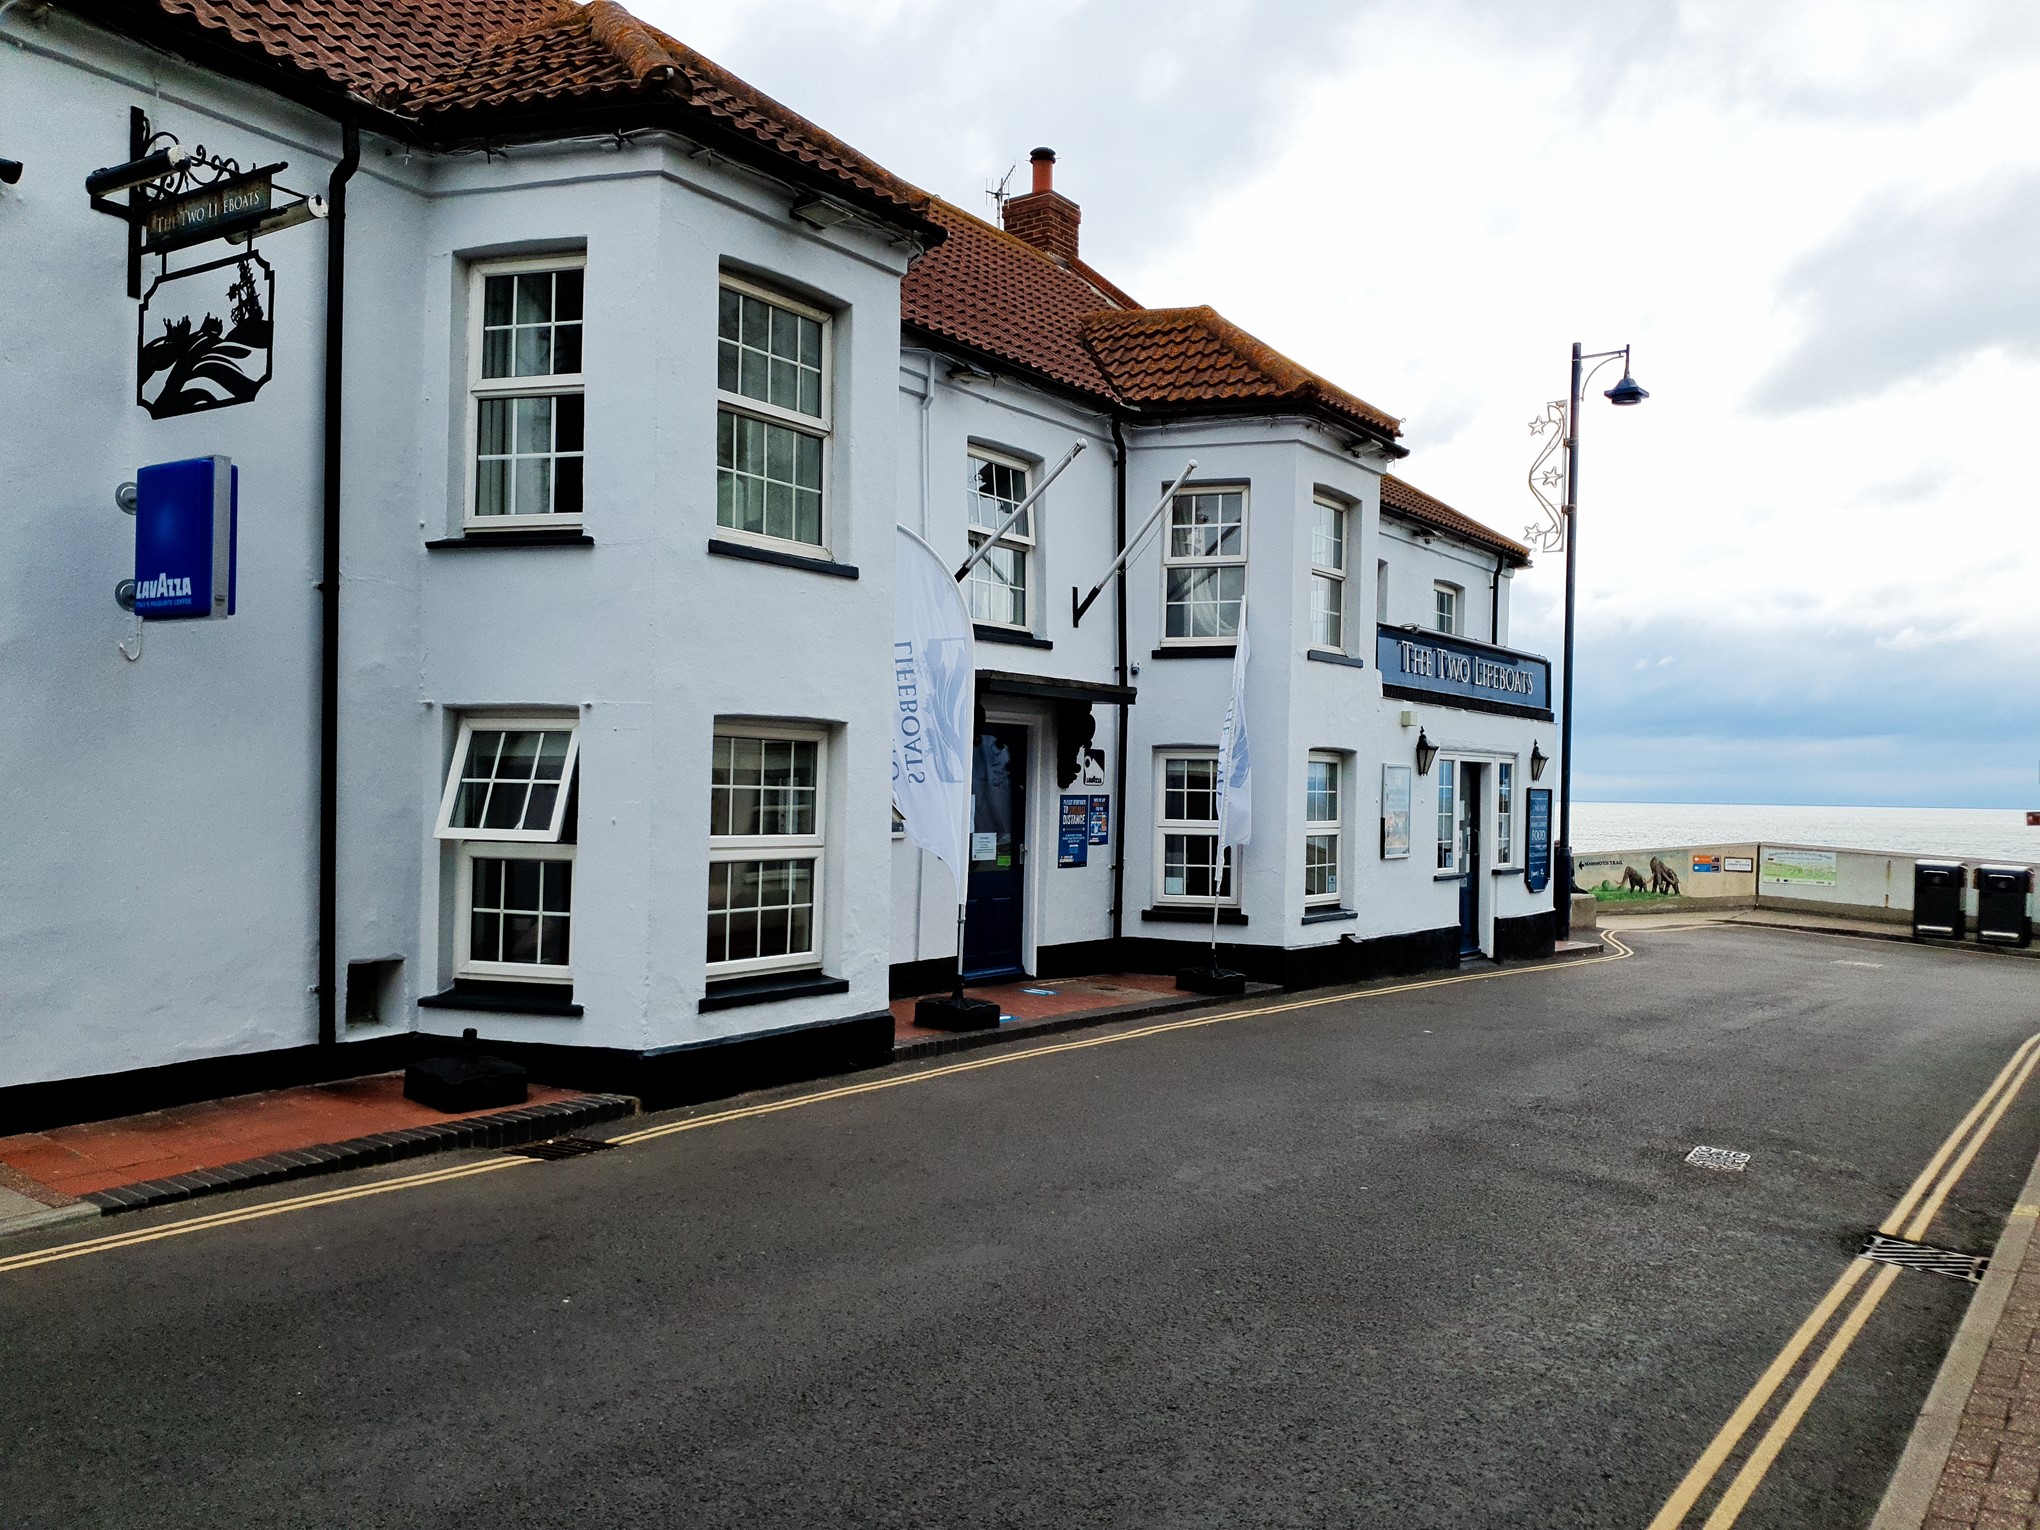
[135,456,237,620]
[1376,625,1550,712]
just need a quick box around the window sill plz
[1142,905,1248,925]
[420,980,582,1017]
[1491,865,1521,876]
[1301,906,1358,924]
[706,538,858,580]
[1151,644,1236,660]
[975,625,1052,649]
[426,529,594,550]
[1434,871,1465,881]
[699,970,850,1013]
[1306,650,1367,670]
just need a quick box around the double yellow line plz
[0,935,1634,1275]
[1647,1028,2040,1528]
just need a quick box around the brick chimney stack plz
[1001,146,1080,264]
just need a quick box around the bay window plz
[468,259,585,528]
[435,719,581,982]
[1163,487,1247,642]
[1157,753,1234,903]
[1305,753,1342,905]
[1310,497,1345,651]
[707,727,826,977]
[716,278,829,550]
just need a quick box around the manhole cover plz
[1861,1233,1989,1284]
[505,1136,616,1160]
[1685,1145,1751,1172]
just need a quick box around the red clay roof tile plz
[901,199,1405,447]
[902,199,1134,397]
[117,0,932,222]
[1381,474,1531,565]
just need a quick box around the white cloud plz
[638,0,2040,803]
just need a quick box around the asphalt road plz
[7,924,2040,1528]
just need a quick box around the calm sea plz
[1572,803,2040,865]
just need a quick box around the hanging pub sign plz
[85,109,323,401]
[137,253,274,418]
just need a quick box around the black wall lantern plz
[1414,728,1438,776]
[1529,741,1548,781]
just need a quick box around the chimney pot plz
[1004,148,1080,262]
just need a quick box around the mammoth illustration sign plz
[137,253,273,419]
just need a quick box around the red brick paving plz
[890,972,1183,1046]
[0,1073,583,1199]
[1921,1237,2040,1527]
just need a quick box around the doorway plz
[1457,761,1483,956]
[964,722,1029,978]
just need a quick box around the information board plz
[1087,795,1110,845]
[1058,796,1089,868]
[1381,765,1412,860]
[1524,788,1552,893]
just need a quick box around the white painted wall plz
[1,14,917,1089]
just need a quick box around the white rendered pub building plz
[0,0,1559,1123]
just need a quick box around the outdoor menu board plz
[1524,788,1552,892]
[1381,765,1412,860]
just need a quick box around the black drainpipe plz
[1109,413,1131,947]
[1490,549,1504,645]
[317,120,361,1047]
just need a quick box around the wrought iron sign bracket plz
[85,108,321,298]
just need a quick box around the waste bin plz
[1913,860,1966,941]
[1974,865,2034,947]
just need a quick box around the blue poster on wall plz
[1087,795,1110,846]
[1058,795,1089,867]
[1524,787,1553,893]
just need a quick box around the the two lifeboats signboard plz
[1376,627,1552,714]
[142,169,272,254]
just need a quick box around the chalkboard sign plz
[1524,788,1552,893]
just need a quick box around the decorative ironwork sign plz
[137,253,274,418]
[142,167,274,254]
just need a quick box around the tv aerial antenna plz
[985,163,1017,221]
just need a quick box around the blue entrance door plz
[964,724,1028,978]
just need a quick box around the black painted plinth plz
[913,996,1003,1031]
[1175,965,1247,996]
[404,1053,529,1113]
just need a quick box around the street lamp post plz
[1527,343,1646,941]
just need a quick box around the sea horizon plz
[1571,801,2040,865]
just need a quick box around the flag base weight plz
[913,995,1003,1031]
[1175,965,1247,996]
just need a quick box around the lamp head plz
[1604,371,1648,406]
[1414,728,1439,776]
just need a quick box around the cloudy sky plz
[650,0,2040,808]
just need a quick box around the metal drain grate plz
[505,1136,617,1160]
[1861,1233,1989,1284]
[1685,1145,1751,1172]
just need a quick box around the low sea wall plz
[1577,843,2039,926]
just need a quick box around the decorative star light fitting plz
[1523,399,1568,554]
